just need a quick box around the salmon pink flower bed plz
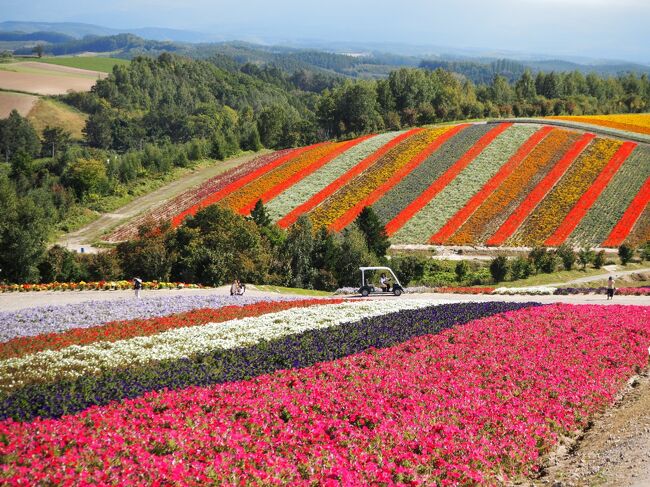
[1,303,649,485]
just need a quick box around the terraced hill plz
[106,121,650,248]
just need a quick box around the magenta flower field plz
[1,302,648,485]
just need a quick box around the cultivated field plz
[0,61,106,95]
[0,91,38,117]
[106,122,650,248]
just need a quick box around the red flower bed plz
[2,304,648,485]
[486,133,595,246]
[602,175,650,247]
[385,123,512,236]
[545,141,637,246]
[430,126,553,244]
[329,124,469,232]
[277,129,422,229]
[0,298,343,360]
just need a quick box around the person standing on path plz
[133,277,143,299]
[607,276,615,300]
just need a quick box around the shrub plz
[489,256,509,283]
[455,261,469,283]
[556,244,576,271]
[618,244,635,265]
[593,250,606,269]
[510,257,532,280]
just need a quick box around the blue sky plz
[2,0,649,63]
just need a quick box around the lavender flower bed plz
[0,295,299,342]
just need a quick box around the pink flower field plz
[1,303,649,485]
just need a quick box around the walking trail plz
[56,151,267,253]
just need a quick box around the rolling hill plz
[105,119,650,249]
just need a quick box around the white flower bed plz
[492,286,557,295]
[0,299,453,392]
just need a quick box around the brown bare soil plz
[0,62,106,95]
[0,91,38,117]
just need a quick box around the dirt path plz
[530,370,650,487]
[56,151,268,253]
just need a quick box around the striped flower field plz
[106,121,650,248]
[1,296,649,485]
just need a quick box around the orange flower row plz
[509,138,621,246]
[448,129,579,245]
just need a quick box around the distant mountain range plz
[2,20,649,80]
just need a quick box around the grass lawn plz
[252,285,333,297]
[27,98,87,139]
[37,57,130,73]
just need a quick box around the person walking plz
[607,276,615,300]
[133,277,143,299]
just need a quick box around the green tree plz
[64,158,109,199]
[281,215,314,289]
[0,176,49,283]
[38,245,82,283]
[32,44,44,58]
[515,69,537,101]
[335,227,378,287]
[578,248,595,270]
[618,244,634,265]
[556,244,576,271]
[42,126,72,158]
[168,205,270,286]
[250,199,272,228]
[311,226,340,290]
[593,250,606,269]
[116,225,174,282]
[455,260,469,283]
[355,207,390,260]
[0,110,41,163]
[489,256,509,283]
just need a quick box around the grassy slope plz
[36,57,130,73]
[27,98,87,139]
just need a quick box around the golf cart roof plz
[359,267,395,271]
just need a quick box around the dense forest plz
[1,51,650,283]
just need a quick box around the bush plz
[618,244,635,265]
[455,261,469,283]
[510,257,532,280]
[556,244,576,271]
[641,242,650,262]
[578,248,595,270]
[593,250,606,269]
[489,256,509,283]
[393,255,426,286]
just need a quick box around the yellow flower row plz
[308,127,451,230]
[448,129,579,245]
[550,114,650,136]
[509,138,622,246]
[219,142,344,212]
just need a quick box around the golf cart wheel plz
[393,288,402,297]
[361,288,369,297]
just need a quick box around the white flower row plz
[0,299,454,392]
[492,286,557,295]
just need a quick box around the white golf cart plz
[358,266,404,297]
